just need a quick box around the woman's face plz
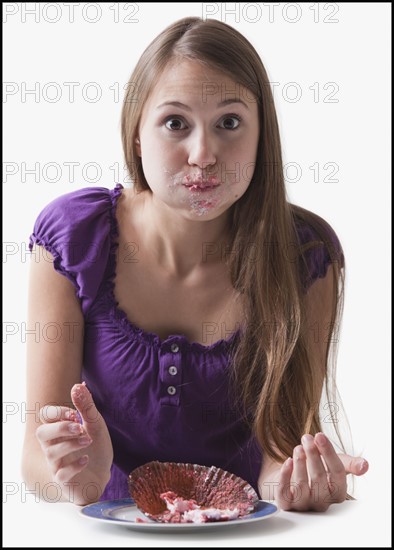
[136,59,260,219]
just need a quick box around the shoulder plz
[29,184,124,315]
[30,185,122,245]
[291,205,344,291]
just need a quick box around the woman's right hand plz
[36,383,113,505]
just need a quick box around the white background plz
[3,2,391,547]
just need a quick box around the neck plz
[133,191,231,277]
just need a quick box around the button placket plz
[158,340,182,406]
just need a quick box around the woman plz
[22,17,368,511]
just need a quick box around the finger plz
[276,458,294,511]
[44,435,92,466]
[54,455,89,486]
[337,453,369,476]
[71,383,101,431]
[301,434,331,510]
[36,420,84,445]
[314,433,347,502]
[291,445,310,509]
[301,434,326,470]
[39,405,77,424]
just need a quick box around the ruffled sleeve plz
[295,211,345,291]
[29,185,123,317]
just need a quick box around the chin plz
[185,197,232,219]
[185,206,227,221]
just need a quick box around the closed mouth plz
[183,181,220,191]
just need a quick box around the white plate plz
[80,497,278,531]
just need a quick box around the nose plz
[187,130,217,169]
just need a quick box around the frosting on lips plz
[148,491,244,523]
[184,183,220,192]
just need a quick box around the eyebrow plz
[156,98,249,111]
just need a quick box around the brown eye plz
[165,118,187,131]
[218,116,241,130]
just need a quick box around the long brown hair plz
[121,17,347,463]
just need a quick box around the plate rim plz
[80,497,279,530]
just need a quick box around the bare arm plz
[22,246,113,504]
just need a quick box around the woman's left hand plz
[276,433,369,512]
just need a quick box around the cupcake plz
[128,461,259,523]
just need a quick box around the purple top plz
[29,184,343,500]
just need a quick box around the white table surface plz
[3,496,390,547]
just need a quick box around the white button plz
[171,344,179,353]
[168,366,177,376]
[167,386,176,395]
